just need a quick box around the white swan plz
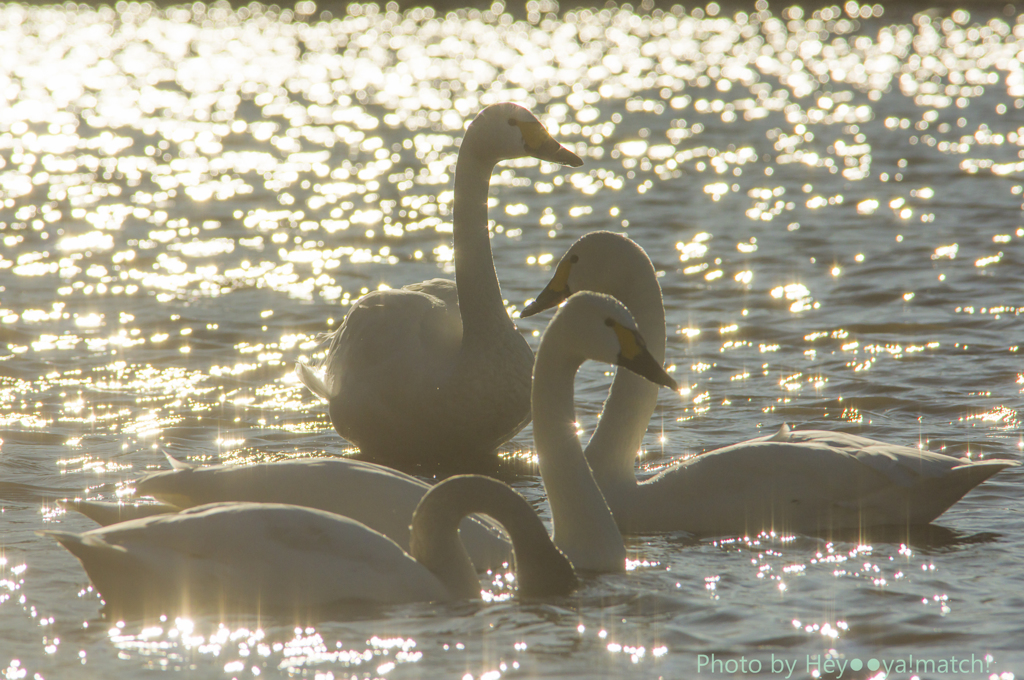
[43,475,577,617]
[44,293,676,615]
[530,290,676,570]
[296,102,582,473]
[65,455,513,571]
[522,231,1019,536]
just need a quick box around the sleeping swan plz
[43,475,576,617]
[295,103,582,473]
[522,231,1018,536]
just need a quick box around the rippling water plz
[2,1,1023,677]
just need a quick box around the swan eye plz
[570,254,579,264]
[508,118,517,127]
[604,318,615,328]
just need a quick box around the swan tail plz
[949,458,1019,485]
[59,499,175,527]
[295,361,332,401]
[951,458,1019,473]
[39,529,86,557]
[766,423,792,441]
[164,450,197,471]
[38,529,117,556]
[40,530,151,614]
[921,458,1015,522]
[907,459,1016,524]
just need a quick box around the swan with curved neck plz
[531,291,676,570]
[43,475,576,617]
[46,293,676,614]
[296,103,582,473]
[523,231,1018,536]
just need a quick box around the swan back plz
[44,502,448,618]
[137,458,431,539]
[639,431,1019,535]
[532,292,676,572]
[62,499,177,526]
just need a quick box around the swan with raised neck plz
[296,103,582,473]
[530,290,676,571]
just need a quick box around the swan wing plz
[293,279,462,404]
[321,282,462,433]
[44,502,449,615]
[314,277,533,465]
[327,280,461,393]
[295,360,331,401]
[402,277,460,311]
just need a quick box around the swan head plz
[469,103,583,167]
[523,231,655,318]
[545,291,676,390]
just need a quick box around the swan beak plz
[545,144,584,167]
[618,346,678,391]
[610,322,678,390]
[529,138,583,167]
[522,284,571,317]
[518,120,583,167]
[522,254,576,317]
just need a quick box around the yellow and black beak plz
[522,283,570,317]
[608,319,678,390]
[513,119,583,167]
[522,255,576,317]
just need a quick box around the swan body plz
[633,424,1016,535]
[523,231,1018,536]
[43,475,577,617]
[297,103,582,473]
[66,455,512,571]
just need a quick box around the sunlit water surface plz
[1,1,1023,678]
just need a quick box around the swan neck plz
[410,476,576,599]
[532,343,626,572]
[585,277,667,488]
[453,141,509,342]
[532,352,581,464]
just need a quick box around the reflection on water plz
[2,0,1023,677]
